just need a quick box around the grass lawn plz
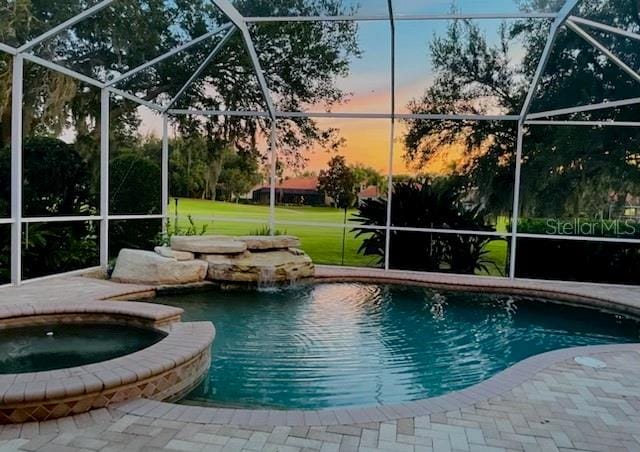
[169,198,509,275]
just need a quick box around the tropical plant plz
[249,225,287,236]
[352,179,503,274]
[156,215,209,247]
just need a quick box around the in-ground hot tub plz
[0,301,214,424]
[0,323,166,374]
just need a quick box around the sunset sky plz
[137,4,537,177]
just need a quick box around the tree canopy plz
[317,155,357,210]
[403,0,640,219]
[0,0,361,164]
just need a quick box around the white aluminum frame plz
[526,120,640,126]
[10,55,23,285]
[567,20,640,84]
[1,0,640,285]
[100,89,110,269]
[244,13,558,22]
[569,16,640,42]
[383,0,395,271]
[210,0,277,119]
[528,97,640,119]
[106,23,234,87]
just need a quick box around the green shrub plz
[108,152,162,256]
[516,217,640,284]
[0,138,97,280]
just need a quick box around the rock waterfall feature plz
[111,236,314,285]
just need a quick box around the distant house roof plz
[255,176,319,192]
[278,176,319,190]
[359,185,380,199]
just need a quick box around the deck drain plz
[574,356,607,369]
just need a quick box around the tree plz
[402,0,640,219]
[351,164,386,194]
[317,155,357,210]
[318,155,357,264]
[169,134,210,199]
[217,151,263,202]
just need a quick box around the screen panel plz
[22,61,100,218]
[515,236,640,285]
[388,230,510,277]
[169,114,271,227]
[275,222,386,268]
[22,220,99,280]
[274,117,391,227]
[395,19,551,116]
[519,124,640,241]
[393,119,516,233]
[392,0,563,16]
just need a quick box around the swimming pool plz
[154,283,640,409]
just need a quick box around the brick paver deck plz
[1,268,639,451]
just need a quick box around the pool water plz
[154,283,640,409]
[0,323,166,373]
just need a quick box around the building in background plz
[252,176,329,206]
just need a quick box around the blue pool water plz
[154,283,640,409]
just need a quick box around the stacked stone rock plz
[111,235,314,285]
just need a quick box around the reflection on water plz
[155,283,640,409]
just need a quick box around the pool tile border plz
[112,343,640,426]
[0,300,183,328]
[314,266,640,317]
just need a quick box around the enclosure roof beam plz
[527,97,640,119]
[0,43,17,55]
[566,21,640,84]
[107,86,164,111]
[17,0,117,53]
[569,16,640,42]
[106,23,234,87]
[211,0,277,120]
[526,120,640,127]
[244,12,557,23]
[168,108,270,117]
[166,109,521,121]
[22,53,105,89]
[163,26,237,112]
[520,0,580,121]
[387,0,395,118]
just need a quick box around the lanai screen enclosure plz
[0,0,639,286]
